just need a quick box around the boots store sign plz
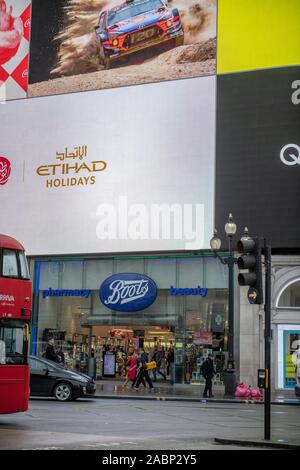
[99,273,157,313]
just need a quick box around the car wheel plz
[53,382,73,401]
[99,45,111,69]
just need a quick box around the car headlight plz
[112,38,119,46]
[166,20,172,27]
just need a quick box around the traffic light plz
[237,230,264,304]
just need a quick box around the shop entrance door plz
[88,325,175,381]
[283,329,300,389]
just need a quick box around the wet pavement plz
[93,379,299,404]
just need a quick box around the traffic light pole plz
[223,236,237,396]
[264,243,272,440]
[228,236,234,362]
[212,242,237,396]
[236,230,272,439]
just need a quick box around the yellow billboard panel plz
[218,0,300,73]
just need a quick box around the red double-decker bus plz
[0,234,32,414]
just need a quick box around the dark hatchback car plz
[29,356,96,401]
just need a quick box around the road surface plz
[0,398,299,450]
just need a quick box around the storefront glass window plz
[61,261,83,289]
[39,262,60,290]
[85,259,114,289]
[33,256,228,383]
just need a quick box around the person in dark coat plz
[152,347,166,381]
[202,353,216,398]
[133,349,154,391]
[167,347,175,384]
[45,338,60,363]
[57,347,65,364]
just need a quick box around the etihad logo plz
[0,156,11,185]
[36,145,107,189]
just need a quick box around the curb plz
[215,437,300,450]
[87,394,299,405]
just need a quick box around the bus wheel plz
[54,383,73,401]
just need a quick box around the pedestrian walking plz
[152,346,166,381]
[160,347,167,377]
[134,348,154,391]
[122,351,139,389]
[202,353,216,398]
[167,347,175,385]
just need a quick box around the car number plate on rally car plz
[130,27,156,45]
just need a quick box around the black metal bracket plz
[212,252,237,267]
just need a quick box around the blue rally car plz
[95,0,184,68]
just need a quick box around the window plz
[29,358,48,371]
[108,0,163,25]
[0,326,24,364]
[19,252,30,280]
[99,12,105,29]
[2,249,18,277]
[277,279,300,308]
[283,331,300,388]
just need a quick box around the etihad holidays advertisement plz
[28,0,216,97]
[0,0,32,101]
[0,76,216,255]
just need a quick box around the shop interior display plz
[39,325,225,383]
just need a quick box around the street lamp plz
[210,213,237,396]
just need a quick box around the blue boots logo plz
[99,273,157,312]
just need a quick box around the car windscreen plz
[34,357,62,370]
[108,0,164,25]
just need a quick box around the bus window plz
[0,326,25,364]
[19,252,30,280]
[0,339,5,364]
[2,249,18,278]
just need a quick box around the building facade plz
[236,255,300,392]
[29,253,230,385]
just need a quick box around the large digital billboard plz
[0,75,216,255]
[28,0,216,98]
[0,0,31,101]
[217,0,300,74]
[215,66,300,248]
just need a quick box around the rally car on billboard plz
[95,0,184,68]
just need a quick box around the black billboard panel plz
[215,66,300,249]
